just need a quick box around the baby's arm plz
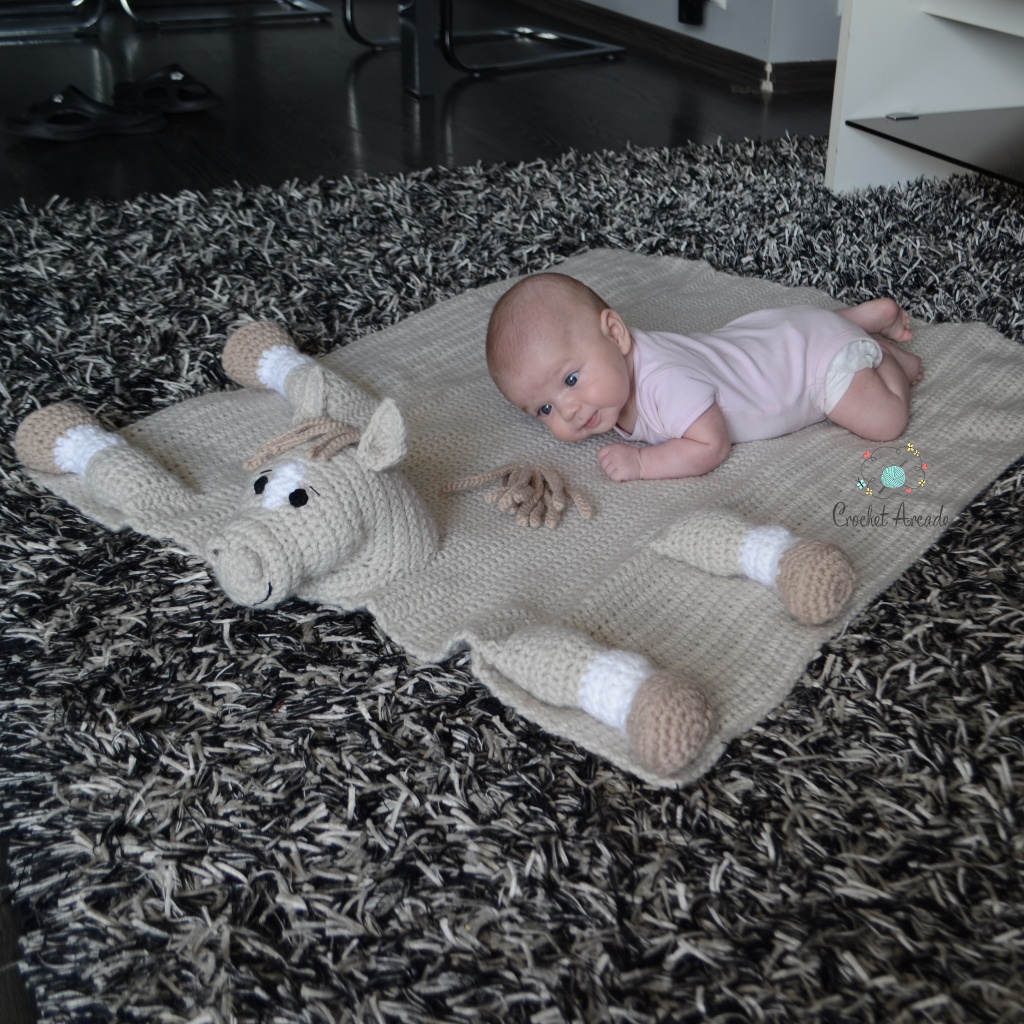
[598,403,732,482]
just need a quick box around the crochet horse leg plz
[650,510,855,626]
[15,401,195,514]
[223,321,379,427]
[468,622,714,777]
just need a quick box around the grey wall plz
[579,0,842,62]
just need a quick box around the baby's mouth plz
[581,411,600,432]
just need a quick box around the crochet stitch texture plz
[16,250,1024,784]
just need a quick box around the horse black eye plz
[288,489,308,508]
[254,475,269,494]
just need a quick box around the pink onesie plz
[616,306,878,445]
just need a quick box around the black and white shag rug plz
[2,137,1024,1024]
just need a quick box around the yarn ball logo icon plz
[855,442,927,500]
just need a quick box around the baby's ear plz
[603,308,632,355]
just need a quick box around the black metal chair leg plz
[343,0,399,49]
[0,0,106,41]
[116,0,331,30]
[438,0,623,77]
[341,1,624,81]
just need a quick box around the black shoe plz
[113,64,222,114]
[3,85,167,141]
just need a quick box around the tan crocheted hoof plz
[625,670,714,777]
[222,322,296,388]
[14,402,99,474]
[775,540,855,626]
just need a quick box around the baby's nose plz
[558,395,580,419]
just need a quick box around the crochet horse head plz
[14,323,440,610]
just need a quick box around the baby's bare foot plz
[877,301,914,344]
[840,297,914,343]
[865,298,913,342]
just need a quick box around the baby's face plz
[498,311,633,443]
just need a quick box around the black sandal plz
[113,65,222,114]
[3,86,167,141]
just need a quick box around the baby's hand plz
[599,442,643,482]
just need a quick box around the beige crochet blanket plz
[32,251,1024,785]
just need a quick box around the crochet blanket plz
[26,250,1024,785]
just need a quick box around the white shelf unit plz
[825,0,1024,191]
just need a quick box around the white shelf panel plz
[921,0,1024,40]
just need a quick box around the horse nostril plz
[206,537,262,580]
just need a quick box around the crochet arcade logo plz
[857,442,927,500]
[833,442,948,529]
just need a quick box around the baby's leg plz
[837,297,913,343]
[880,336,923,385]
[828,341,915,441]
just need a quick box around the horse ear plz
[355,398,407,471]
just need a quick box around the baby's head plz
[486,273,634,443]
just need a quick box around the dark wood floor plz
[0,0,833,208]
[0,4,833,1022]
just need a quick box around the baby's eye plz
[537,403,552,417]
[565,372,579,387]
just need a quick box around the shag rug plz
[2,137,1024,1023]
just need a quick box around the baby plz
[486,272,922,481]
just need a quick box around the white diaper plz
[823,338,882,414]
